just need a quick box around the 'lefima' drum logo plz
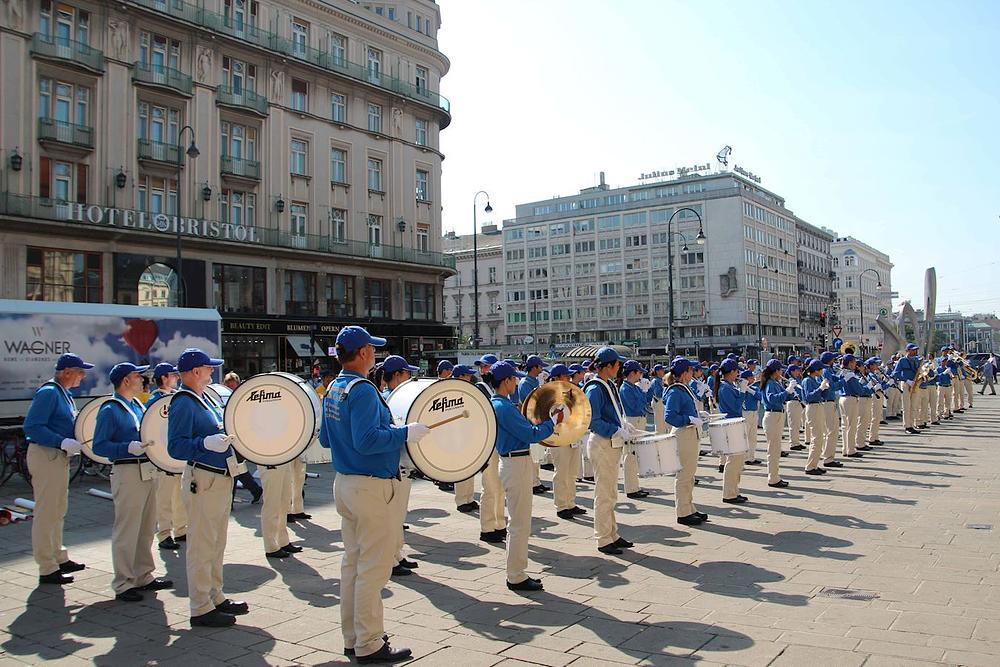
[247,389,282,403]
[430,395,464,413]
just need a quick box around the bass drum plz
[139,395,188,474]
[204,383,232,407]
[386,378,496,483]
[300,437,332,464]
[73,396,114,465]
[224,372,321,466]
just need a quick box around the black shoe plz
[955,409,965,413]
[880,420,888,424]
[140,578,173,591]
[722,496,748,504]
[215,599,249,616]
[945,415,954,420]
[677,513,703,526]
[282,544,304,554]
[745,459,762,466]
[931,421,941,425]
[497,527,508,539]
[192,609,236,627]
[694,511,708,521]
[540,463,555,471]
[398,558,419,569]
[856,446,872,451]
[718,464,725,473]
[872,440,884,445]
[532,484,548,495]
[39,572,73,585]
[59,560,86,574]
[403,524,410,530]
[570,506,587,515]
[294,512,312,520]
[614,537,634,548]
[266,549,290,559]
[115,588,143,602]
[356,642,412,664]
[790,445,806,451]
[286,514,299,524]
[174,534,186,542]
[598,543,623,555]
[768,480,789,488]
[250,491,263,504]
[345,636,391,658]
[456,501,479,513]
[825,460,844,468]
[480,530,505,544]
[780,451,790,457]
[391,564,412,577]
[626,490,649,499]
[846,452,864,458]
[581,476,595,482]
[805,468,825,475]
[556,509,577,520]
[917,424,928,429]
[159,537,179,551]
[506,578,544,592]
[437,482,455,492]
[905,427,920,434]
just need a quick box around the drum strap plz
[341,378,392,410]
[173,388,223,425]
[475,381,494,399]
[42,380,77,418]
[583,378,626,426]
[109,396,144,432]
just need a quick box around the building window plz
[290,78,308,111]
[331,92,346,122]
[222,56,257,93]
[405,283,435,321]
[367,157,383,191]
[221,121,257,160]
[290,203,308,239]
[213,264,265,314]
[284,270,316,315]
[415,66,428,94]
[367,214,382,246]
[137,101,180,143]
[136,175,176,214]
[39,158,87,203]
[139,31,181,71]
[220,189,256,226]
[415,169,429,201]
[291,19,309,58]
[223,0,259,35]
[26,247,101,303]
[329,33,347,66]
[416,223,429,252]
[488,267,497,283]
[366,47,382,84]
[367,103,382,133]
[325,274,355,317]
[290,138,308,175]
[365,278,391,318]
[415,119,427,146]
[330,208,347,242]
[40,1,90,44]
[39,78,90,125]
[330,147,347,183]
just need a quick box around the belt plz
[113,458,146,465]
[188,461,230,477]
[765,409,784,413]
[500,450,531,458]
[343,472,402,481]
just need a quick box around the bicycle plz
[70,455,112,483]
[0,429,31,486]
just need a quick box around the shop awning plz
[286,336,327,357]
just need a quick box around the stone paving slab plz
[1,397,999,665]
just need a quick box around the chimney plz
[599,171,606,187]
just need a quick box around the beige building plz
[0,0,455,375]
[830,235,894,355]
[442,224,504,348]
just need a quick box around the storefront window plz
[222,334,278,378]
[404,282,435,321]
[26,247,102,302]
[325,274,355,318]
[138,262,177,307]
[365,278,391,319]
[213,263,266,313]
[284,270,317,316]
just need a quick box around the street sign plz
[832,337,844,350]
[879,307,888,317]
[622,339,640,346]
[832,326,843,337]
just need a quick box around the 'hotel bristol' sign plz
[58,202,260,244]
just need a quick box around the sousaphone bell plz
[520,381,592,447]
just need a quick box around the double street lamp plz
[664,207,706,357]
[175,125,200,308]
[471,191,492,348]
[858,268,882,354]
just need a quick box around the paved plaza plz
[1,397,999,666]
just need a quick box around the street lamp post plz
[858,268,882,355]
[664,207,706,357]
[472,191,492,349]
[755,259,779,356]
[176,125,200,307]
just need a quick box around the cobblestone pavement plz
[1,396,998,666]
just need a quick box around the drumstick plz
[427,410,469,429]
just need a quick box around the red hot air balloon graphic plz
[123,319,158,363]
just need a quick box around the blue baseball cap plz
[787,364,801,373]
[764,358,783,373]
[477,354,499,366]
[451,364,476,378]
[548,364,571,378]
[820,351,837,364]
[866,357,881,367]
[709,363,720,372]
[842,354,857,366]
[382,355,419,374]
[652,363,664,373]
[595,346,626,364]
[670,358,694,375]
[787,355,801,364]
[739,369,755,379]
[623,359,644,374]
[437,360,454,372]
[55,353,93,371]
[720,359,739,374]
[336,326,386,353]
[726,353,738,360]
[152,362,177,379]
[524,355,548,370]
[109,362,149,385]
[177,348,224,372]
[747,359,759,366]
[807,359,825,373]
[568,363,586,374]
[489,361,526,381]
[906,343,918,351]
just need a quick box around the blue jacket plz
[787,375,805,402]
[24,381,77,448]
[892,355,920,382]
[144,388,172,410]
[742,384,762,411]
[93,394,147,462]
[320,371,407,478]
[646,377,664,404]
[166,385,230,469]
[516,375,540,405]
[490,394,555,455]
[718,382,743,419]
[801,375,826,403]
[935,365,951,387]
[664,384,698,427]
[619,381,648,417]
[762,379,790,411]
[822,366,842,401]
[842,370,866,397]
[586,378,623,438]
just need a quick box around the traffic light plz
[819,311,827,327]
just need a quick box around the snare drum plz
[74,396,114,465]
[633,434,681,476]
[139,395,187,474]
[224,372,321,467]
[386,378,496,483]
[634,438,662,477]
[708,417,749,455]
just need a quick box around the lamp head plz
[484,202,493,214]
[115,169,127,189]
[186,141,200,159]
[696,229,706,244]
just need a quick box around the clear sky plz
[437,0,1000,315]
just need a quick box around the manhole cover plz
[818,587,879,601]
[966,523,993,530]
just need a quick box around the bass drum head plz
[204,383,232,407]
[139,395,187,474]
[387,378,496,483]
[224,373,320,466]
[74,396,113,465]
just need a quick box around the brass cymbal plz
[521,381,592,447]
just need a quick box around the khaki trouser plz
[480,450,506,532]
[839,397,860,456]
[786,401,803,448]
[652,399,667,434]
[110,463,158,594]
[550,444,580,511]
[156,473,187,541]
[822,402,839,463]
[289,458,305,514]
[623,416,646,494]
[499,454,533,583]
[588,432,620,548]
[868,394,883,442]
[454,476,475,507]
[964,378,975,406]
[803,407,813,445]
[743,411,758,461]
[182,466,234,617]
[672,425,700,517]
[952,378,962,411]
[27,444,70,576]
[857,397,873,450]
[887,386,902,417]
[900,383,915,428]
[804,403,827,470]
[938,384,952,419]
[391,474,412,563]
[763,411,784,484]
[335,474,396,658]
[260,464,293,553]
[921,385,935,422]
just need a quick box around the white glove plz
[60,438,82,456]
[127,441,145,456]
[548,403,569,426]
[625,422,646,438]
[698,410,711,420]
[203,433,233,453]
[819,379,830,390]
[688,416,703,428]
[945,368,954,377]
[905,380,914,388]
[405,423,430,444]
[738,379,749,391]
[785,383,797,394]
[638,378,652,392]
[699,381,711,395]
[613,426,631,441]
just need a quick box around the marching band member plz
[761,359,793,488]
[802,360,830,475]
[146,363,187,551]
[838,354,865,459]
[517,355,550,495]
[322,327,425,663]
[545,364,585,520]
[917,357,936,426]
[619,360,650,500]
[449,365,480,514]
[690,365,712,413]
[948,348,966,413]
[648,364,668,433]
[23,353,92,585]
[585,347,638,554]
[714,359,748,502]
[820,352,844,468]
[490,361,565,592]
[936,354,954,421]
[885,354,903,418]
[94,362,173,601]
[437,360,454,380]
[855,358,874,455]
[892,344,922,434]
[784,364,806,452]
[570,364,596,484]
[474,357,508,544]
[261,463,300,560]
[739,370,762,465]
[864,358,887,446]
[664,357,710,523]
[961,352,975,409]
[168,348,247,627]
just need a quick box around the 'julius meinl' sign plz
[57,202,260,244]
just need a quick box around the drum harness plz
[105,396,147,465]
[172,388,230,477]
[583,377,628,450]
[338,378,408,480]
